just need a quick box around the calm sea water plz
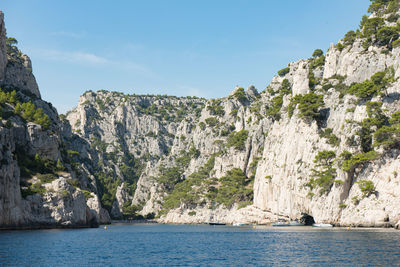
[0,224,400,266]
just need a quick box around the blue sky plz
[1,0,369,113]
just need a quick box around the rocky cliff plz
[0,11,110,229]
[3,0,400,229]
[65,0,400,228]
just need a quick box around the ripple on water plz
[0,225,400,266]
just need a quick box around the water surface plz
[0,224,399,266]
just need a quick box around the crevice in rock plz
[243,139,253,175]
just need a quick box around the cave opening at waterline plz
[301,213,315,226]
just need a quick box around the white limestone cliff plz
[0,11,109,229]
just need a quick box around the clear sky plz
[1,0,370,114]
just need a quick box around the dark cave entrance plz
[301,213,315,226]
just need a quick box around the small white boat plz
[288,221,304,226]
[232,223,246,226]
[272,221,304,227]
[312,223,333,228]
[272,221,290,227]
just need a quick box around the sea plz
[0,223,399,266]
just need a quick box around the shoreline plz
[1,219,398,231]
[0,224,98,231]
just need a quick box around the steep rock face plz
[0,126,24,226]
[0,11,6,82]
[66,3,400,227]
[65,91,210,218]
[0,11,109,229]
[0,11,40,98]
[324,41,400,84]
[3,53,41,98]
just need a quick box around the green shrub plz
[227,130,249,150]
[376,26,399,46]
[348,80,376,99]
[363,17,384,36]
[348,70,391,100]
[368,0,395,15]
[207,100,225,116]
[215,168,253,208]
[220,124,236,137]
[56,159,65,171]
[232,88,247,104]
[308,70,318,88]
[266,95,283,121]
[205,117,218,127]
[79,190,92,200]
[176,153,192,169]
[6,37,18,47]
[278,67,290,77]
[306,150,337,195]
[230,108,238,117]
[341,151,379,172]
[21,183,46,198]
[386,0,400,13]
[146,131,157,138]
[312,49,323,58]
[343,31,356,46]
[319,128,340,146]
[188,211,196,216]
[16,148,59,179]
[373,111,400,149]
[33,108,51,130]
[393,39,400,48]
[16,102,51,130]
[359,15,368,29]
[199,121,206,130]
[160,155,216,214]
[67,150,79,158]
[288,95,302,118]
[122,201,141,219]
[352,196,360,205]
[387,13,399,23]
[157,166,184,192]
[0,90,18,105]
[297,93,324,120]
[322,83,333,92]
[280,79,292,95]
[310,53,325,70]
[356,101,389,152]
[373,125,400,148]
[67,179,81,188]
[336,43,344,51]
[357,180,376,197]
[37,173,57,183]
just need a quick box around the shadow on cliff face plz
[383,92,400,104]
[301,213,315,226]
[316,108,330,129]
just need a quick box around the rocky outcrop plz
[0,11,7,82]
[3,53,41,98]
[0,11,40,98]
[160,205,274,225]
[0,11,109,229]
[323,41,399,84]
[0,126,24,226]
